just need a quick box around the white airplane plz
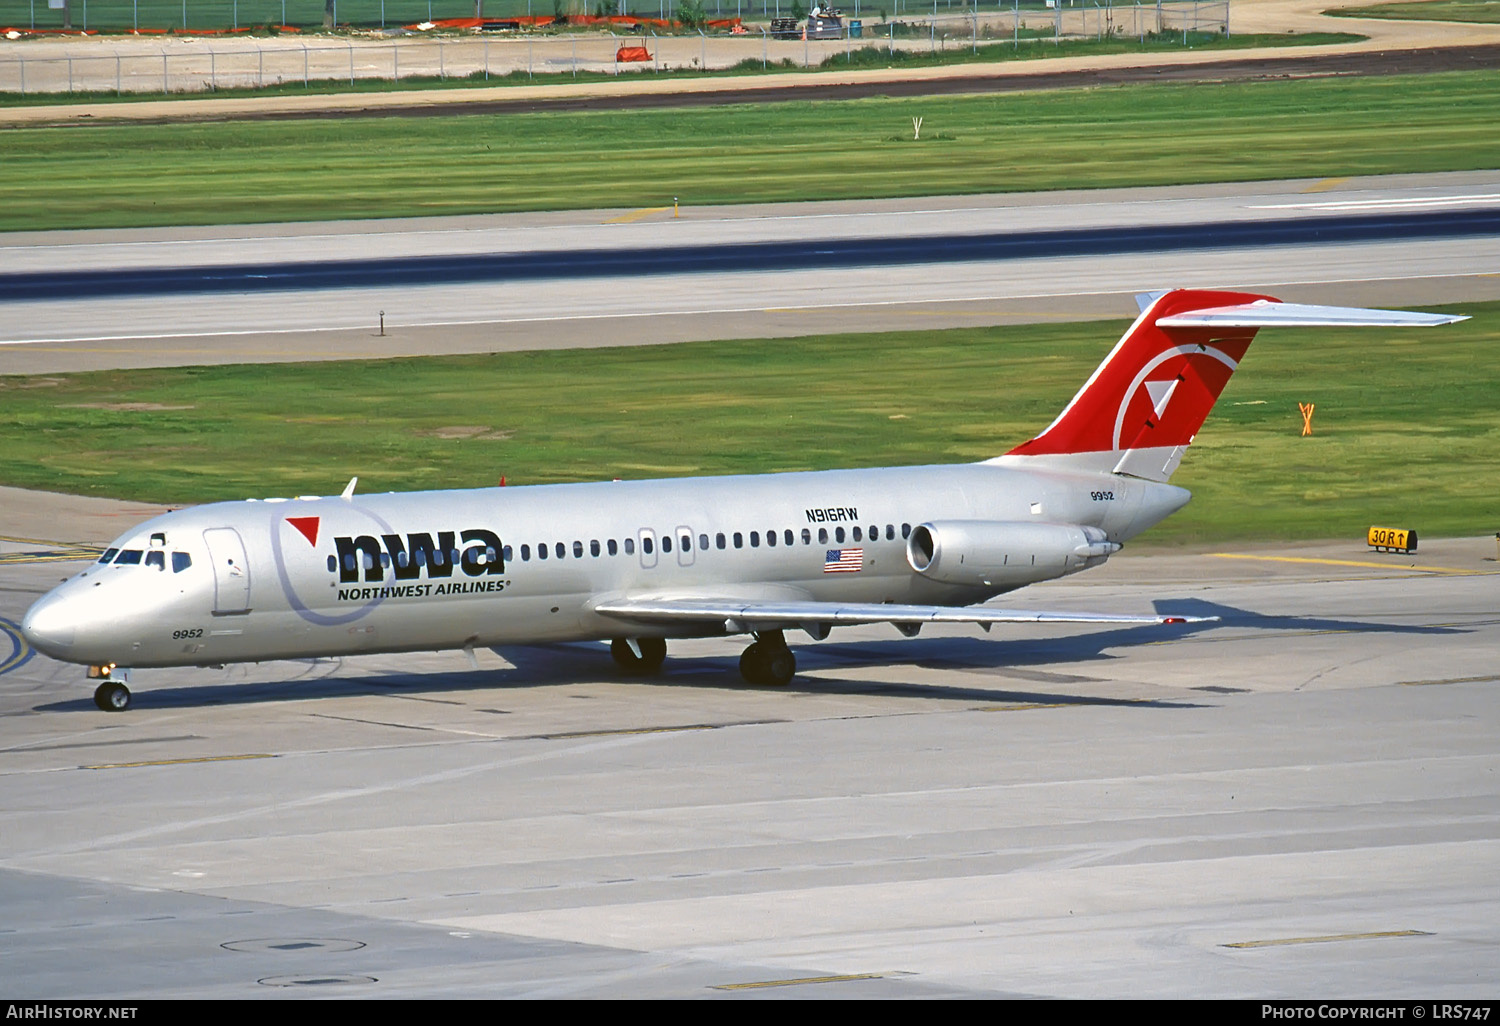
[21,289,1464,711]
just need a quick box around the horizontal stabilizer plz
[595,597,1214,633]
[1158,300,1467,328]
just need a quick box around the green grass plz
[3,69,1497,231]
[1332,1,1500,24]
[2,302,1495,543]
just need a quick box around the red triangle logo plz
[286,516,320,547]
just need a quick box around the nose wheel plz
[740,632,796,686]
[93,681,132,712]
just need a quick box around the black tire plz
[611,637,667,675]
[762,646,796,686]
[93,681,131,712]
[636,637,666,672]
[739,642,766,685]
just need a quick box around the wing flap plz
[593,598,1212,632]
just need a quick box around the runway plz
[2,170,1498,374]
[2,536,1497,997]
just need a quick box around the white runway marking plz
[1251,193,1500,211]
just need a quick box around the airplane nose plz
[21,594,77,658]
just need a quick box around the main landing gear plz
[610,637,667,675]
[739,631,796,687]
[609,632,798,686]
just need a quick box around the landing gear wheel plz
[739,637,795,686]
[739,642,766,683]
[93,681,131,712]
[610,637,667,675]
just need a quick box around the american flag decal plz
[823,548,863,573]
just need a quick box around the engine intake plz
[906,520,1119,588]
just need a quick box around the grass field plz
[2,302,1494,543]
[1335,1,1500,24]
[0,31,1364,108]
[3,69,1497,232]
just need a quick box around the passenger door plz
[203,528,251,615]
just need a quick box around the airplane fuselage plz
[23,461,1187,670]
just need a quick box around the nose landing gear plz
[88,665,131,711]
[740,631,796,686]
[92,680,131,712]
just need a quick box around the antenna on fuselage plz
[341,477,358,500]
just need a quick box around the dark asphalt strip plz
[3,208,1496,302]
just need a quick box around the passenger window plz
[766,530,776,547]
[733,532,743,549]
[902,523,912,538]
[716,533,726,550]
[521,544,530,561]
[784,529,794,546]
[643,537,654,555]
[573,541,583,558]
[344,553,356,571]
[381,553,391,569]
[868,525,878,541]
[750,531,760,548]
[818,528,828,544]
[608,539,618,556]
[144,550,166,571]
[682,534,692,551]
[852,527,862,542]
[699,534,708,551]
[538,543,548,560]
[503,545,513,562]
[625,538,635,555]
[98,548,119,564]
[590,540,600,557]
[801,529,811,545]
[662,536,672,554]
[172,551,192,573]
[835,527,846,544]
[886,524,895,541]
[555,542,565,559]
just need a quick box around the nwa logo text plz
[334,529,505,583]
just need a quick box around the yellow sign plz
[1367,527,1417,553]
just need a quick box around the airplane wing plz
[592,598,1213,638]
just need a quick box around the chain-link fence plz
[0,3,1233,95]
[2,0,1228,32]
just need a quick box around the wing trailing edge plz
[593,597,1214,636]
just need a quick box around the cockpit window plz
[172,552,192,573]
[98,548,119,564]
[144,550,166,571]
[114,550,143,565]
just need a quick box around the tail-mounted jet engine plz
[906,520,1120,589]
